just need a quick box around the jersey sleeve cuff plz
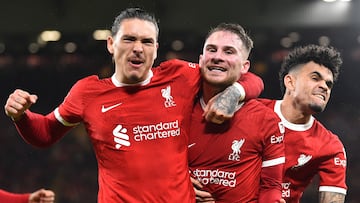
[319,186,347,195]
[233,82,246,101]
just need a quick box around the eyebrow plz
[312,71,334,88]
[122,35,155,42]
[312,71,322,77]
[205,44,237,51]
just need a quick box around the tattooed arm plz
[319,191,345,203]
[203,72,263,124]
[203,84,240,124]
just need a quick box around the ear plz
[153,42,159,60]
[107,36,114,54]
[284,74,296,91]
[198,54,204,67]
[240,60,250,74]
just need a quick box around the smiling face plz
[285,61,334,114]
[107,18,158,84]
[199,30,250,90]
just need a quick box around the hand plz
[279,198,286,203]
[203,84,241,124]
[4,89,37,121]
[191,177,215,203]
[29,188,55,203]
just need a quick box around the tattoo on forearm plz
[319,192,345,203]
[215,85,241,115]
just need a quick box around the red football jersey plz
[0,190,29,203]
[13,58,264,203]
[56,59,199,203]
[188,99,285,203]
[259,99,347,203]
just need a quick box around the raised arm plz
[0,189,29,203]
[4,89,72,148]
[203,72,264,124]
[4,89,37,121]
[238,71,264,100]
[14,110,72,148]
[319,191,345,203]
[28,188,55,203]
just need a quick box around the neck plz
[202,82,226,103]
[280,97,312,124]
[112,70,153,87]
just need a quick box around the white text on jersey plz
[193,168,236,188]
[282,182,291,197]
[133,120,180,141]
[270,134,284,144]
[334,157,346,167]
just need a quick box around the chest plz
[283,129,328,172]
[189,115,263,166]
[81,83,195,147]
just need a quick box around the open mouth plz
[208,66,226,72]
[314,94,325,101]
[129,58,144,66]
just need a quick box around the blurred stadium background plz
[1,0,359,202]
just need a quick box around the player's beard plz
[126,69,146,83]
[309,103,325,113]
[128,74,141,83]
[204,79,233,95]
[202,72,236,90]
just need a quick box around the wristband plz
[233,82,246,101]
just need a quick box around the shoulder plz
[244,99,274,112]
[313,120,345,146]
[158,59,198,69]
[67,75,112,98]
[154,59,199,75]
[76,75,101,84]
[256,98,275,107]
[242,99,280,121]
[152,59,200,84]
[73,75,99,87]
[73,75,111,89]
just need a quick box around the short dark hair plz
[111,7,159,38]
[279,44,342,94]
[205,23,253,55]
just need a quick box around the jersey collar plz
[274,100,314,131]
[111,70,153,87]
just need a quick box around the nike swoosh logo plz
[188,143,196,148]
[101,103,122,113]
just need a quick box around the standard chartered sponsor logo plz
[133,120,180,141]
[193,169,236,188]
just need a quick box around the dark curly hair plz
[279,44,342,94]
